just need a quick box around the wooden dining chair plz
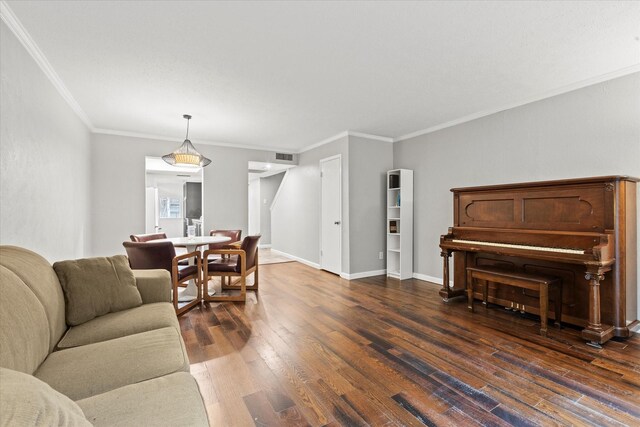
[208,230,242,251]
[123,241,201,315]
[202,235,260,302]
[130,232,167,242]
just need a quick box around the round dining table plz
[158,235,231,301]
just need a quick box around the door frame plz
[319,154,342,274]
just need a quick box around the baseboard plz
[258,244,272,249]
[340,269,386,280]
[412,272,453,287]
[270,248,320,269]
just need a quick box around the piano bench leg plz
[482,280,489,307]
[466,270,474,312]
[539,283,548,337]
[553,281,563,328]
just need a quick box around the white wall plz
[271,135,393,276]
[248,178,260,236]
[259,172,284,245]
[393,73,640,292]
[90,133,279,256]
[0,21,91,261]
[271,136,349,269]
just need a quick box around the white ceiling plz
[4,1,640,152]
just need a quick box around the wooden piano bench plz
[465,266,562,337]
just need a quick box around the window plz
[159,197,181,219]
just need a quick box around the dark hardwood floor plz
[179,261,640,427]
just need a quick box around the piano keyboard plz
[451,239,585,255]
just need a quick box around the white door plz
[320,156,341,274]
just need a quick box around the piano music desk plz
[466,266,562,337]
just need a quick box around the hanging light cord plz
[185,117,190,140]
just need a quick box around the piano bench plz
[465,266,562,337]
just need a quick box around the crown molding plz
[0,0,94,130]
[348,131,393,143]
[299,131,349,153]
[92,127,294,153]
[299,130,392,153]
[395,64,640,143]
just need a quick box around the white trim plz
[348,131,393,143]
[270,169,290,211]
[299,130,392,154]
[319,154,342,275]
[340,269,386,280]
[258,244,272,249]
[395,64,640,143]
[300,131,349,153]
[270,249,320,269]
[0,1,93,130]
[412,272,453,287]
[93,127,294,153]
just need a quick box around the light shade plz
[162,139,211,167]
[162,114,212,168]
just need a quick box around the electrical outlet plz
[379,252,384,260]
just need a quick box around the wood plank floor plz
[179,261,640,427]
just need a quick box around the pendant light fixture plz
[162,114,212,167]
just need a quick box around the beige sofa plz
[0,246,208,426]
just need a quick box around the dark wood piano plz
[439,176,638,347]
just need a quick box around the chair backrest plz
[236,235,261,272]
[123,241,176,272]
[209,229,242,250]
[130,233,167,242]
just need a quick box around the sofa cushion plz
[77,372,208,426]
[133,269,172,304]
[53,255,142,326]
[57,302,179,349]
[0,246,67,352]
[35,327,190,400]
[0,266,50,374]
[0,367,91,427]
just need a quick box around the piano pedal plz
[586,341,603,349]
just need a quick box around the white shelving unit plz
[386,169,413,280]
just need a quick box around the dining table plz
[158,235,231,301]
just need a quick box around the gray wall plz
[271,136,350,269]
[393,72,640,285]
[0,21,91,261]
[348,136,393,273]
[259,172,284,245]
[90,133,278,256]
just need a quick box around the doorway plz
[247,161,292,245]
[320,155,341,274]
[145,157,203,237]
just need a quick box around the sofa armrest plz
[133,270,171,304]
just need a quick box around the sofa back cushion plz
[53,255,142,326]
[0,266,50,374]
[0,246,67,352]
[0,368,91,426]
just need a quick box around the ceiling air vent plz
[275,153,293,161]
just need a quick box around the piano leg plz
[582,270,615,348]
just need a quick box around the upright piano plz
[439,176,638,347]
